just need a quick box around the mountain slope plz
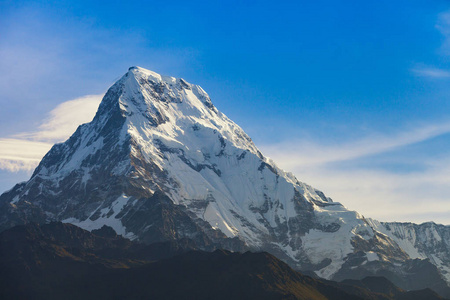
[367,219,450,294]
[2,222,446,300]
[0,66,449,295]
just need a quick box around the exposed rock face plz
[0,66,449,295]
[368,219,450,288]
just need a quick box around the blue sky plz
[1,0,450,224]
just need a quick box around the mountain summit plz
[1,67,450,296]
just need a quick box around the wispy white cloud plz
[436,10,450,55]
[0,139,53,172]
[15,94,103,142]
[0,95,102,172]
[410,10,450,79]
[411,66,450,78]
[260,124,450,225]
[285,162,450,225]
[261,122,450,167]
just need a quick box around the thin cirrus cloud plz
[0,94,102,172]
[410,10,450,79]
[261,122,450,167]
[260,124,450,225]
[287,163,450,225]
[0,139,54,172]
[436,10,450,55]
[411,66,450,78]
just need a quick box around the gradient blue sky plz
[2,0,450,224]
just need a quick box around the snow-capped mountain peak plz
[1,67,450,295]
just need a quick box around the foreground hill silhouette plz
[0,222,446,300]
